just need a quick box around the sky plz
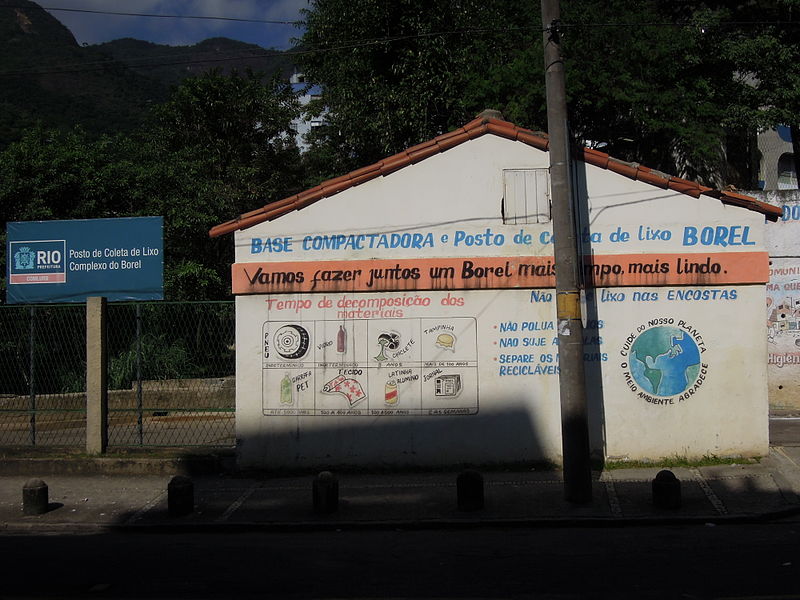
[42,0,309,49]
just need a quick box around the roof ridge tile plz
[635,167,669,189]
[408,142,441,164]
[465,123,489,140]
[436,130,469,151]
[515,130,549,150]
[208,115,781,237]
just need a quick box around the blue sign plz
[6,217,163,304]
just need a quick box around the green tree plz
[298,0,542,177]
[299,0,773,187]
[150,69,302,211]
[707,0,800,186]
[560,0,751,186]
[146,70,303,298]
[1,70,303,301]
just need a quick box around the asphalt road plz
[2,522,800,599]
[770,415,800,446]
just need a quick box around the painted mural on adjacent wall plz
[759,190,800,408]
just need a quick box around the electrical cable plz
[4,4,303,25]
[0,3,797,79]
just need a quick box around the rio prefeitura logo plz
[13,246,35,270]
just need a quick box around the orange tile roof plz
[209,114,782,237]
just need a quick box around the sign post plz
[86,297,108,454]
[6,217,164,452]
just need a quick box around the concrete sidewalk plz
[2,447,800,534]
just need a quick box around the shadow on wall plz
[234,404,551,473]
[173,158,612,475]
[573,158,609,465]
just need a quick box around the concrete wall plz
[232,135,770,468]
[752,190,800,409]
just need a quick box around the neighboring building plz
[211,111,780,470]
[290,72,324,153]
[749,189,800,408]
[758,126,797,190]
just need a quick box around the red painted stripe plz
[231,252,769,295]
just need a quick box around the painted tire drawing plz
[274,324,310,359]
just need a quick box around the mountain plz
[0,0,296,147]
[95,37,296,88]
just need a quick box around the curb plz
[4,504,800,536]
[0,456,234,477]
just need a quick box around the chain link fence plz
[0,305,87,447]
[0,302,235,449]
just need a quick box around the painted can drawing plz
[384,380,398,405]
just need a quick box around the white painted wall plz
[232,135,770,468]
[755,190,800,409]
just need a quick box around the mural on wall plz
[245,220,768,418]
[767,263,800,369]
[256,283,734,420]
[261,316,479,416]
[761,195,800,396]
[237,278,764,466]
[619,318,708,406]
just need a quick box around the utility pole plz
[541,0,592,503]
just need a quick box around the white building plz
[758,126,797,190]
[290,72,324,153]
[211,111,780,469]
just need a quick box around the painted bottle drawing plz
[280,373,293,405]
[337,325,347,353]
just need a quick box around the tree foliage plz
[709,0,800,180]
[298,0,542,176]
[299,0,795,187]
[0,70,302,301]
[560,0,752,186]
[3,1,799,305]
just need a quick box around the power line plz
[559,20,798,28]
[7,4,303,25]
[0,48,289,77]
[11,4,797,31]
[0,28,524,78]
[1,19,797,78]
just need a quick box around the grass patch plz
[602,454,759,470]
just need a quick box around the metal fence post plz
[136,303,143,446]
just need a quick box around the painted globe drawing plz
[630,326,701,396]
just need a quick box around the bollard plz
[22,478,49,515]
[652,469,681,509]
[167,475,194,517]
[313,471,339,514]
[457,469,484,511]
